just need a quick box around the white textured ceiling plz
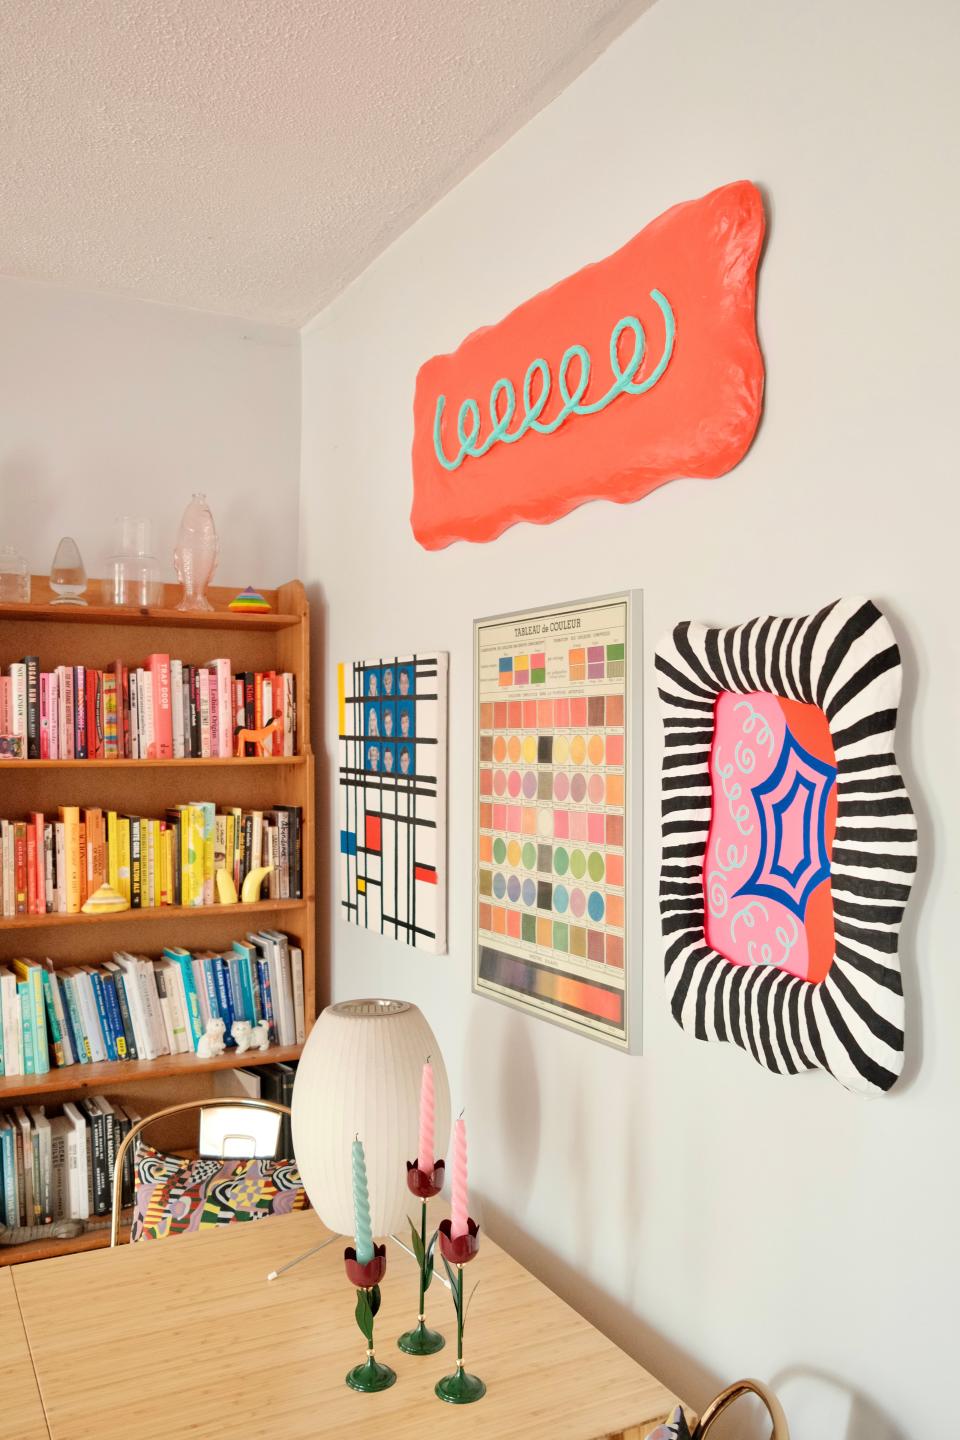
[0,0,653,326]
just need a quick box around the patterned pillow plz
[649,1408,695,1440]
[131,1142,309,1242]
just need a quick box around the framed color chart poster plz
[338,652,448,953]
[473,595,640,1048]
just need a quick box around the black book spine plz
[244,672,256,755]
[172,815,182,906]
[189,669,201,757]
[24,656,40,759]
[181,668,193,757]
[86,1107,107,1215]
[242,814,254,887]
[280,1065,296,1161]
[129,818,142,909]
[102,1110,116,1213]
[113,973,139,1060]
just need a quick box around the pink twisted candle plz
[417,1060,435,1172]
[450,1116,468,1238]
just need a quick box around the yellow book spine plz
[202,805,215,906]
[58,806,81,914]
[161,828,173,905]
[225,813,235,887]
[151,820,161,907]
[117,817,131,903]
[107,811,119,891]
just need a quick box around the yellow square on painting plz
[515,655,529,671]
[357,877,366,893]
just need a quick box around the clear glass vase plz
[104,516,163,608]
[0,546,30,603]
[49,537,88,606]
[173,494,219,613]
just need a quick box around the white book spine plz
[114,956,154,1060]
[141,671,155,760]
[9,663,26,739]
[170,659,185,758]
[62,1102,90,1220]
[76,972,107,1062]
[290,946,305,1044]
[138,959,168,1056]
[13,1108,33,1222]
[49,1117,71,1221]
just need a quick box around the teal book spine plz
[62,976,90,1064]
[165,950,204,1049]
[32,968,50,1073]
[18,982,35,1075]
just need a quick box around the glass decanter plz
[173,494,219,612]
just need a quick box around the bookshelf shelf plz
[0,576,317,1265]
[0,755,307,771]
[0,1044,304,1102]
[1,1210,134,1266]
[0,897,308,932]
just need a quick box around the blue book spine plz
[255,956,277,1044]
[0,1128,17,1226]
[232,944,260,1026]
[213,959,236,1045]
[226,957,246,1024]
[101,974,127,1059]
[18,983,35,1075]
[201,958,220,1021]
[89,972,116,1061]
[112,973,139,1060]
[166,951,203,1049]
[61,977,89,1063]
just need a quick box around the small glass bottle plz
[0,546,31,603]
[49,537,88,606]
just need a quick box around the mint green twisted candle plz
[352,1137,374,1264]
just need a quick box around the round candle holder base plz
[397,1320,446,1356]
[345,1357,397,1393]
[435,1368,486,1405]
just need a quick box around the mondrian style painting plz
[474,597,638,1048]
[338,653,448,953]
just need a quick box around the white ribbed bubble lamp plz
[291,999,451,1237]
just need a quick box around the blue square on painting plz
[397,699,415,740]
[395,664,414,699]
[380,741,398,775]
[364,701,381,738]
[365,667,381,698]
[380,665,397,699]
[379,702,397,741]
[340,830,357,856]
[397,742,414,777]
[364,741,382,773]
[499,656,513,674]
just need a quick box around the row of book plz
[0,1064,300,1226]
[0,655,296,760]
[0,802,303,916]
[0,931,305,1077]
[0,1096,140,1225]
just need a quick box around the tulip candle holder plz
[397,1160,446,1356]
[343,1244,397,1393]
[435,1218,486,1404]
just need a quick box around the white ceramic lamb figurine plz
[232,1020,270,1053]
[197,1016,227,1058]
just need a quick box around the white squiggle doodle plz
[713,747,754,836]
[734,739,757,774]
[747,914,800,968]
[734,698,775,758]
[706,839,748,917]
[729,900,769,943]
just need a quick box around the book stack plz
[0,932,305,1077]
[0,655,296,760]
[0,802,303,915]
[0,1096,140,1225]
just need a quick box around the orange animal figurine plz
[235,717,282,757]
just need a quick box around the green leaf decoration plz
[423,1228,439,1293]
[408,1216,425,1268]
[354,1289,375,1344]
[369,1283,382,1320]
[463,1280,481,1327]
[441,1254,462,1326]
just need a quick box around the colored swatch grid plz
[477,688,626,1036]
[568,643,624,682]
[499,652,546,686]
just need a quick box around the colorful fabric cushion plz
[131,1142,308,1242]
[649,1407,695,1440]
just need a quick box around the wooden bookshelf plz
[0,577,316,1266]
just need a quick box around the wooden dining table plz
[5,1210,686,1439]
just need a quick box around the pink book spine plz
[208,669,219,757]
[148,654,173,760]
[217,661,232,759]
[39,674,50,758]
[49,672,60,759]
[0,675,11,734]
[62,667,75,759]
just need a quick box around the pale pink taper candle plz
[450,1116,468,1238]
[417,1060,435,1172]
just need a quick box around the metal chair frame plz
[109,1096,292,1247]
[696,1377,790,1437]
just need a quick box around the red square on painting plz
[493,701,508,729]
[508,700,522,728]
[523,699,537,727]
[365,815,382,852]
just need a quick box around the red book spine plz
[148,654,173,760]
[122,665,131,757]
[32,812,45,914]
[85,671,100,761]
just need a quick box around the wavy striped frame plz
[655,596,917,1095]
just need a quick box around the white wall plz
[0,276,300,590]
[299,1,958,1433]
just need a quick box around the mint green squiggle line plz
[432,288,675,472]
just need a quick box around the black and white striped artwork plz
[655,596,916,1096]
